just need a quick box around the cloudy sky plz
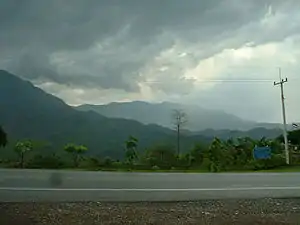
[1,0,300,123]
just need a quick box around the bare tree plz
[172,109,187,155]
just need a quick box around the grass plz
[258,165,300,172]
[97,165,300,173]
[75,167,210,173]
[76,166,300,173]
[2,163,300,173]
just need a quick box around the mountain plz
[0,70,212,158]
[76,101,281,131]
[0,70,283,160]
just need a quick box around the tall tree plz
[207,138,227,172]
[14,140,33,168]
[125,136,138,167]
[278,130,300,146]
[0,126,7,148]
[172,109,187,155]
[64,143,88,167]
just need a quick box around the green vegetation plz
[64,143,88,167]
[14,140,33,168]
[0,70,299,173]
[124,136,138,168]
[0,70,284,160]
[1,126,299,172]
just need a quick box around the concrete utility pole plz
[274,68,289,165]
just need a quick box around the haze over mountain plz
[76,102,283,131]
[0,70,195,158]
[0,70,282,158]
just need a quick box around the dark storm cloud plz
[0,0,126,50]
[0,0,293,92]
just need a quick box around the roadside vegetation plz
[0,125,300,172]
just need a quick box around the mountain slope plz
[0,70,210,158]
[0,70,283,159]
[76,101,258,131]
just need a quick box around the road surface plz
[0,169,299,202]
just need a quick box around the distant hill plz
[0,70,283,159]
[76,101,283,131]
[0,70,211,158]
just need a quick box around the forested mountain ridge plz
[0,70,209,158]
[0,70,282,159]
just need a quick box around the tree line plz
[1,124,300,172]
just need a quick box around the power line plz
[140,78,299,84]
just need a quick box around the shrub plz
[103,157,113,167]
[79,157,101,170]
[132,163,152,170]
[152,165,160,170]
[209,162,220,172]
[291,152,300,165]
[111,161,124,168]
[27,154,65,169]
[245,154,286,170]
[244,159,264,171]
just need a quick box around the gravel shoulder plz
[1,198,300,225]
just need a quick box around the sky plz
[0,0,300,123]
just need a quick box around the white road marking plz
[0,187,299,191]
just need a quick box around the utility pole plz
[274,68,289,165]
[172,109,187,156]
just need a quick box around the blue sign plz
[253,146,271,159]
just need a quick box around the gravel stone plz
[1,198,300,225]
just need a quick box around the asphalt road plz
[0,169,300,202]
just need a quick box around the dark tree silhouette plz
[0,126,7,148]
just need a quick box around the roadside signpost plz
[253,146,271,159]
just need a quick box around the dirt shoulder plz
[1,198,300,225]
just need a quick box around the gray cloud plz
[1,0,300,123]
[0,0,287,93]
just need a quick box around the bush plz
[176,154,192,169]
[132,163,152,170]
[244,159,264,171]
[79,157,101,169]
[267,154,286,168]
[291,152,300,165]
[144,144,177,169]
[209,162,220,172]
[103,157,113,167]
[245,154,286,170]
[27,154,65,169]
[152,165,160,170]
[111,161,124,169]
